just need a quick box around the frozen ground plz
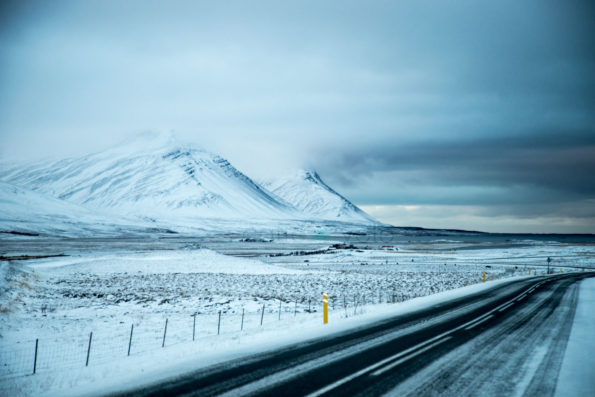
[0,236,594,396]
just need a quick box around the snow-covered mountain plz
[0,132,379,229]
[262,170,378,225]
[0,132,298,221]
[0,181,154,237]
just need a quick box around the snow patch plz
[30,249,302,275]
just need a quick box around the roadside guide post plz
[323,293,328,324]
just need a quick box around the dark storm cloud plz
[319,131,595,197]
[315,132,595,228]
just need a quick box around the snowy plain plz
[1,235,594,396]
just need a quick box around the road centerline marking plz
[464,314,494,330]
[304,332,452,397]
[301,281,544,397]
[498,302,515,312]
[371,336,453,376]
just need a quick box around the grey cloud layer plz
[320,131,595,195]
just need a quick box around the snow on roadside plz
[554,277,595,396]
[2,276,528,397]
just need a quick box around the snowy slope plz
[0,181,150,237]
[0,132,298,222]
[261,169,379,225]
[1,132,380,229]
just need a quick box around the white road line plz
[464,315,494,330]
[498,302,515,312]
[305,333,449,397]
[461,314,490,330]
[516,294,527,302]
[304,357,396,397]
[295,280,545,397]
[371,336,453,376]
[307,281,542,396]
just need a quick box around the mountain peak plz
[115,130,177,150]
[295,169,321,181]
[263,169,380,225]
[103,131,209,158]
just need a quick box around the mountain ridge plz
[0,132,380,227]
[261,169,378,224]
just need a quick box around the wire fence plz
[0,266,573,379]
[0,293,392,379]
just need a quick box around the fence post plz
[343,296,348,317]
[260,304,265,326]
[128,324,134,356]
[241,308,245,331]
[308,299,311,313]
[33,339,38,374]
[294,300,297,316]
[162,318,168,348]
[192,313,197,341]
[218,311,222,335]
[278,301,282,321]
[86,332,93,367]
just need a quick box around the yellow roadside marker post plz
[482,271,486,283]
[323,293,328,324]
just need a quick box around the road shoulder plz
[554,276,595,396]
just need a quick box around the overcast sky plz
[1,0,594,233]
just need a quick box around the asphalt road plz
[112,272,595,397]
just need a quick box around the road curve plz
[110,272,595,397]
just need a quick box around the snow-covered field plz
[1,237,594,396]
